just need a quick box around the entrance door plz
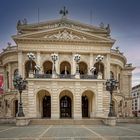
[60,96,71,118]
[82,96,88,117]
[14,100,18,117]
[43,96,51,118]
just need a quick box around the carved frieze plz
[44,30,87,41]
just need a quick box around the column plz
[8,63,12,90]
[105,54,110,79]
[89,53,93,74]
[51,82,59,119]
[27,81,37,118]
[36,52,41,73]
[74,82,82,119]
[72,53,76,75]
[55,53,59,74]
[36,52,41,66]
[18,51,23,76]
[96,82,104,117]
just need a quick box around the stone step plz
[30,118,104,125]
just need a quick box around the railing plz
[34,73,97,79]
[80,74,97,79]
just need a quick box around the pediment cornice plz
[13,26,115,44]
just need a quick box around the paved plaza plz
[0,123,140,140]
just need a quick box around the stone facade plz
[0,17,134,119]
[132,84,140,117]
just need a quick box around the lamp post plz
[74,54,81,74]
[27,52,35,71]
[96,55,104,79]
[13,75,27,117]
[106,78,118,117]
[51,53,58,78]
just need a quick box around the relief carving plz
[44,30,86,40]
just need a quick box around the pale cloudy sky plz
[0,0,140,87]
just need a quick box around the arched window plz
[79,62,88,75]
[25,60,36,78]
[43,61,53,74]
[14,69,18,78]
[110,71,114,79]
[94,62,104,78]
[60,61,71,74]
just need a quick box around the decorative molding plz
[44,30,87,40]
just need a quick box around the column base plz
[103,117,116,126]
[74,113,82,119]
[97,72,102,79]
[52,73,58,79]
[75,73,80,79]
[16,117,30,126]
[29,71,34,78]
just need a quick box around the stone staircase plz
[29,118,104,125]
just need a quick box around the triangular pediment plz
[13,26,115,43]
[17,18,107,34]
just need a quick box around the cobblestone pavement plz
[0,123,140,140]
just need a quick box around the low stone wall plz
[0,118,16,124]
[117,118,140,123]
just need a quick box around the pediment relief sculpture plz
[44,30,87,40]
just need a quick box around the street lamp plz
[74,54,81,74]
[106,78,118,117]
[51,53,58,76]
[13,75,27,117]
[27,52,36,71]
[96,55,104,79]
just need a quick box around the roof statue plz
[106,24,111,36]
[59,6,68,18]
[99,22,105,28]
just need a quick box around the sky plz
[0,0,140,86]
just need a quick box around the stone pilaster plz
[89,53,93,74]
[18,51,23,76]
[105,54,110,79]
[36,52,41,66]
[22,90,29,117]
[51,82,59,119]
[8,63,12,90]
[27,81,36,118]
[96,82,104,117]
[72,53,76,75]
[74,82,82,119]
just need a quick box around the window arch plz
[94,62,104,78]
[25,60,36,78]
[79,62,88,75]
[110,71,114,79]
[43,61,53,74]
[60,61,71,74]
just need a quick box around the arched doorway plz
[59,90,73,118]
[13,100,18,117]
[43,61,53,74]
[25,60,36,78]
[43,95,51,118]
[60,96,71,118]
[82,90,95,118]
[79,62,88,75]
[60,61,71,74]
[37,90,51,118]
[82,95,89,117]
